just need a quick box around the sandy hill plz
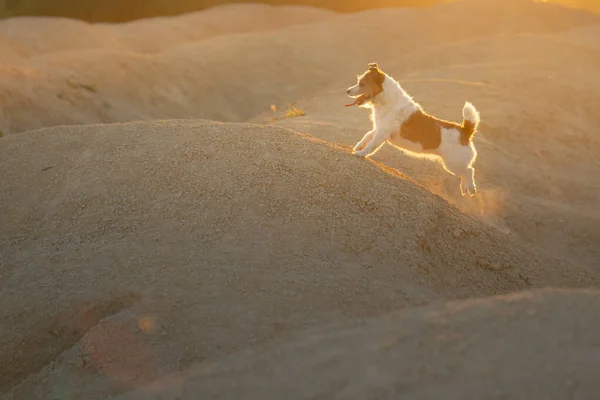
[1,2,599,272]
[0,4,336,57]
[113,288,600,400]
[0,0,598,135]
[0,120,595,399]
[256,29,600,271]
[1,0,600,398]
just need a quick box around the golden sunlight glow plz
[535,0,600,12]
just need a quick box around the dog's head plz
[346,63,385,107]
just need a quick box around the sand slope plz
[0,0,598,135]
[1,0,600,399]
[252,31,600,270]
[0,4,335,57]
[114,288,600,400]
[0,120,595,399]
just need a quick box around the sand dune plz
[258,30,600,269]
[1,0,598,135]
[0,4,335,57]
[114,288,600,400]
[555,23,600,48]
[1,0,600,399]
[102,4,336,54]
[2,120,595,399]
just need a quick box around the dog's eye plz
[359,81,365,87]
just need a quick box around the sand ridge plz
[1,0,600,399]
[0,0,598,135]
[113,288,600,400]
[0,119,596,399]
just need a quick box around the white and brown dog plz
[346,63,480,196]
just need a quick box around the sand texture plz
[114,288,600,400]
[1,0,599,399]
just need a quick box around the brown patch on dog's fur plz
[399,109,477,150]
[460,120,477,145]
[398,109,459,150]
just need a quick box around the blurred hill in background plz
[0,0,597,23]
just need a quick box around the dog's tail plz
[460,102,480,144]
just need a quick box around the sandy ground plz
[114,288,600,400]
[1,0,600,399]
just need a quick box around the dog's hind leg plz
[459,175,467,196]
[442,158,475,197]
[454,168,476,196]
[455,175,468,196]
[353,129,376,152]
[441,144,477,196]
[463,167,476,196]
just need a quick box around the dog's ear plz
[368,63,384,85]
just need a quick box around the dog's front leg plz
[353,129,375,152]
[353,130,387,157]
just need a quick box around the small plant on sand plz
[66,78,98,93]
[267,104,306,123]
[285,106,305,118]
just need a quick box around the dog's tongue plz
[345,95,364,107]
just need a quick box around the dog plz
[346,63,480,196]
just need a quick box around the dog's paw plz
[463,182,476,197]
[352,149,368,157]
[352,143,364,152]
